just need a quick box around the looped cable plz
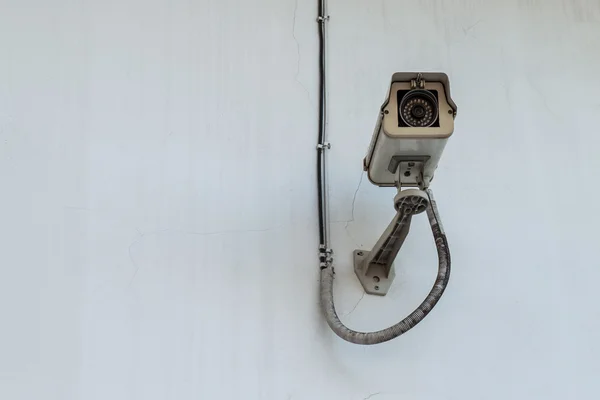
[319,189,450,345]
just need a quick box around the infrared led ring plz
[399,90,439,127]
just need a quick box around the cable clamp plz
[316,15,330,23]
[316,142,331,150]
[319,245,333,254]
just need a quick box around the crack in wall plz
[292,0,314,107]
[344,172,365,247]
[343,292,365,317]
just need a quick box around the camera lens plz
[399,90,439,127]
[412,105,425,118]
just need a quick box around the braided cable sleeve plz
[320,189,450,345]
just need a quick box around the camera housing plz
[364,72,457,188]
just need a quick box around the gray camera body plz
[364,72,457,188]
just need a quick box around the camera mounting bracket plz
[353,167,429,295]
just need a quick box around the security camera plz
[352,72,457,296]
[320,72,456,344]
[364,72,457,189]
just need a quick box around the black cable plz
[317,0,327,261]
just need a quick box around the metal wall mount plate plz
[353,250,395,296]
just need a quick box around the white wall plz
[1,1,599,399]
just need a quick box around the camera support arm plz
[353,165,429,295]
